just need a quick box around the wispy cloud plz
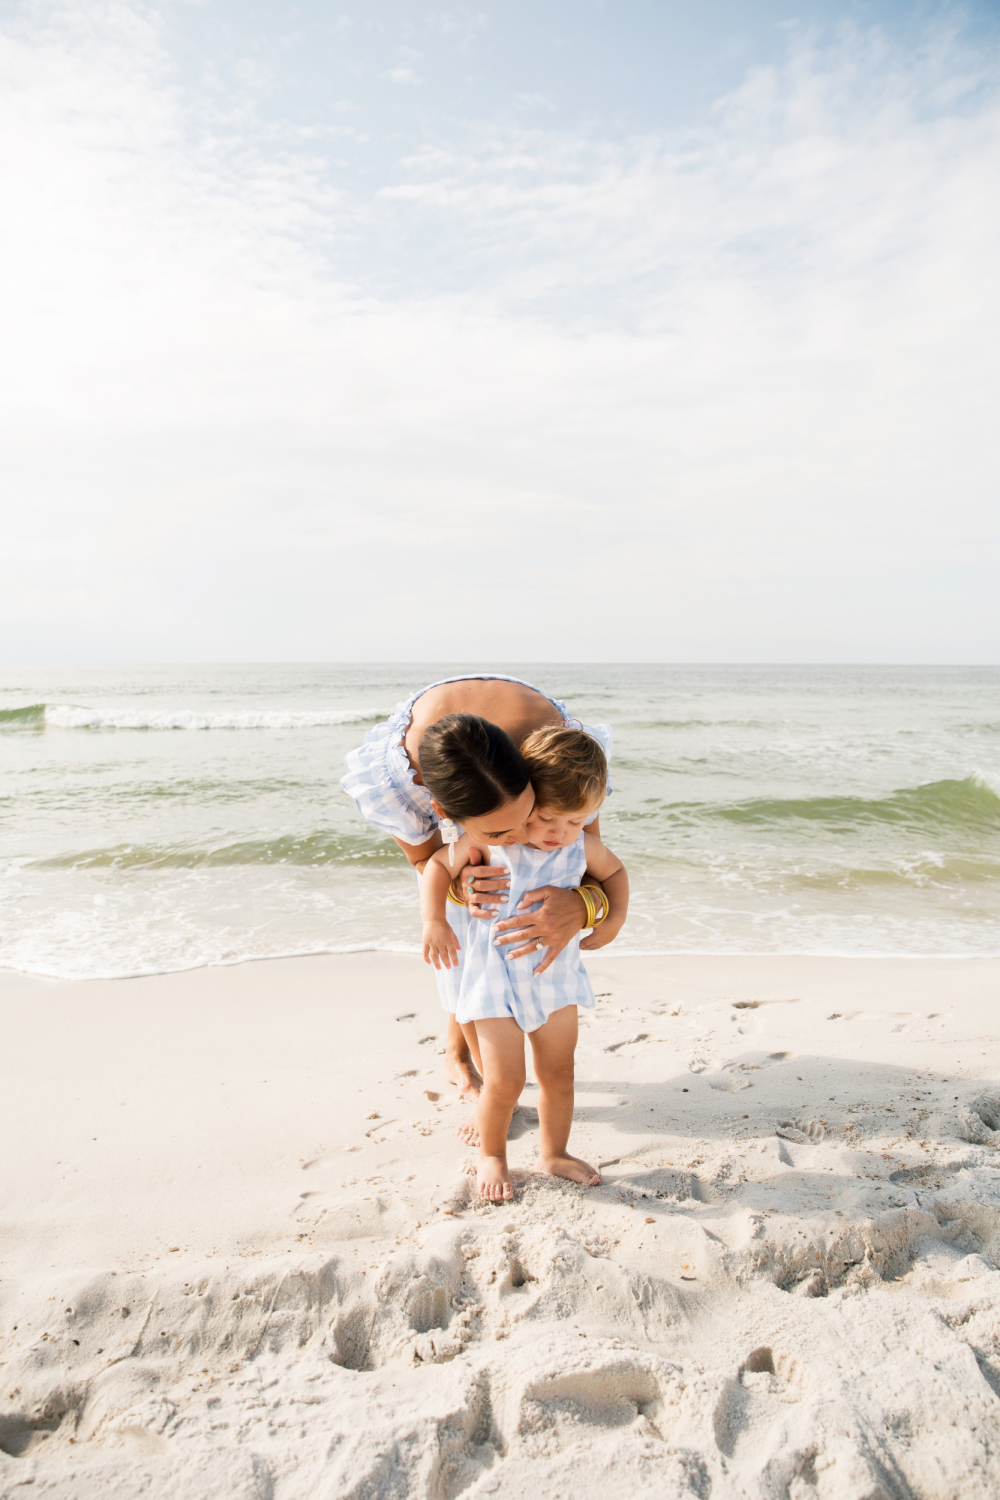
[1,4,998,661]
[424,8,489,48]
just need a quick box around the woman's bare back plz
[404,679,562,783]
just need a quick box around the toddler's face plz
[525,801,601,851]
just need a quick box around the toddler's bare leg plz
[529,1006,601,1186]
[474,1018,526,1201]
[461,1020,483,1077]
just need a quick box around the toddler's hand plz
[423,920,461,970]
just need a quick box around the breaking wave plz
[0,703,46,727]
[33,832,402,870]
[2,705,386,731]
[665,776,1000,836]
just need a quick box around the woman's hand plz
[579,924,617,952]
[462,845,511,915]
[492,885,587,974]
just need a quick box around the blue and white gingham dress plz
[341,675,612,1014]
[455,835,595,1034]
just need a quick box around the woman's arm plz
[580,832,622,883]
[577,833,628,949]
[579,866,628,950]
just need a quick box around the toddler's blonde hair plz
[521,725,607,813]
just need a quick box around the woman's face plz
[436,784,536,847]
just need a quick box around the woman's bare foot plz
[478,1153,513,1202]
[538,1153,602,1187]
[457,1099,527,1148]
[443,1054,482,1102]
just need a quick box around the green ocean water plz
[1,664,998,978]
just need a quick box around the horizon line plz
[2,660,999,671]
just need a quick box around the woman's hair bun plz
[418,713,529,821]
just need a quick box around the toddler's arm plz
[421,837,472,970]
[579,834,629,950]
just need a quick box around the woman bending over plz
[342,675,615,1098]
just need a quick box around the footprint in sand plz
[614,1166,704,1204]
[707,1053,793,1092]
[953,1097,1000,1145]
[510,1357,679,1457]
[732,998,802,1010]
[604,1033,649,1053]
[714,1346,803,1460]
[775,1119,825,1144]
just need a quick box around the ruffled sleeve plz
[579,721,614,796]
[341,714,438,845]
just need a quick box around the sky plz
[1,0,998,663]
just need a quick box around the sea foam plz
[42,706,383,731]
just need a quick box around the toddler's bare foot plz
[539,1153,601,1187]
[443,1054,482,1102]
[478,1153,513,1202]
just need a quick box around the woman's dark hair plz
[418,713,530,820]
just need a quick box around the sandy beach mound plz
[2,952,1000,1498]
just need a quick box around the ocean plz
[1,664,998,980]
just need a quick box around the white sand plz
[2,951,1000,1498]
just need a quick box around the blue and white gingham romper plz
[455,835,596,1033]
[341,675,612,1014]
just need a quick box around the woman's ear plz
[430,799,450,820]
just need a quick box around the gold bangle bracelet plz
[447,880,466,906]
[575,885,596,927]
[582,885,608,924]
